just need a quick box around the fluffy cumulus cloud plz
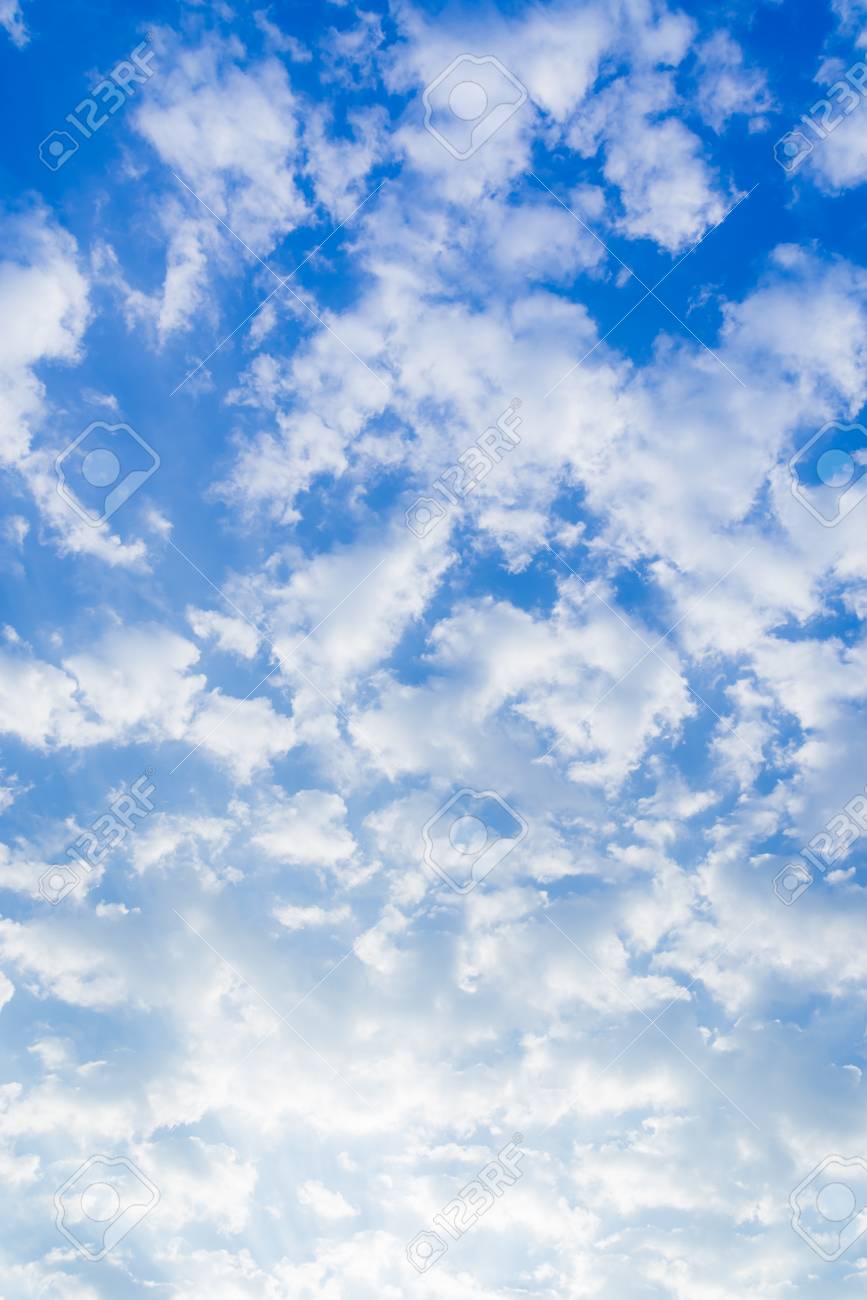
[0,204,89,467]
[3,1,867,1298]
[0,624,295,780]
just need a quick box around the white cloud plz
[600,102,732,251]
[694,31,773,132]
[143,1135,257,1235]
[184,690,296,783]
[0,646,96,749]
[0,206,153,567]
[131,814,238,889]
[63,624,204,742]
[806,102,867,192]
[135,35,310,254]
[233,527,453,703]
[832,0,867,39]
[27,1038,72,1070]
[274,902,352,931]
[216,395,350,526]
[0,768,26,813]
[0,841,74,902]
[0,918,129,1008]
[385,0,735,253]
[0,205,89,466]
[0,623,296,781]
[0,0,27,47]
[353,588,695,791]
[188,606,260,659]
[0,1263,99,1299]
[297,1178,359,1220]
[252,789,357,868]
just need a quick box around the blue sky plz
[3,0,867,1295]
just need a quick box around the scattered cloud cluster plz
[3,0,867,1297]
